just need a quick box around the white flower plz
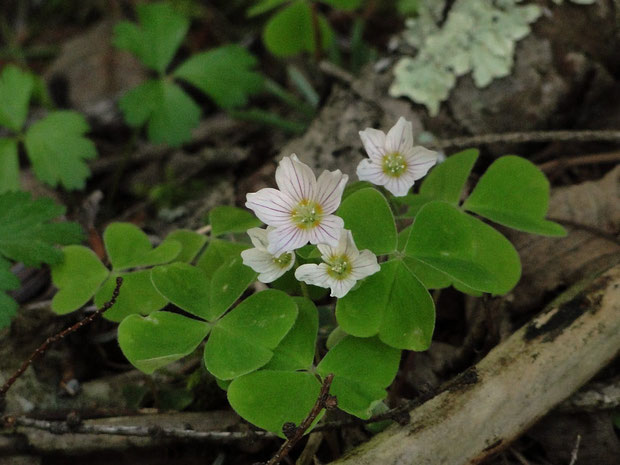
[295,230,380,298]
[245,154,348,256]
[241,227,295,283]
[357,117,438,197]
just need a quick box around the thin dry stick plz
[538,151,620,173]
[2,415,273,442]
[0,277,124,398]
[266,373,335,465]
[568,434,582,465]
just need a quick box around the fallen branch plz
[331,265,620,465]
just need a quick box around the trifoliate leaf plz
[0,64,33,132]
[0,138,19,193]
[119,79,201,147]
[174,45,264,109]
[208,205,262,236]
[24,111,97,190]
[151,263,211,320]
[113,1,189,73]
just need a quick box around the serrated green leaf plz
[336,260,435,350]
[196,239,250,279]
[95,270,169,322]
[247,0,289,17]
[160,229,207,263]
[463,156,566,236]
[113,2,189,73]
[51,245,110,314]
[317,336,401,419]
[0,64,33,132]
[0,138,19,193]
[151,263,211,320]
[0,192,84,267]
[204,290,298,380]
[337,187,397,255]
[174,45,264,109]
[228,370,321,437]
[264,297,318,371]
[119,79,201,147]
[24,111,97,190]
[208,205,263,236]
[103,222,181,271]
[118,311,210,374]
[209,255,258,320]
[405,201,521,294]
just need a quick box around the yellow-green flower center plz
[326,255,352,280]
[382,152,407,177]
[273,253,292,269]
[291,199,323,229]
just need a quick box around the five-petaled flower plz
[245,154,348,256]
[240,227,295,283]
[357,117,438,197]
[295,230,380,298]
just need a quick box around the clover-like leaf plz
[103,222,181,271]
[119,79,201,147]
[337,187,397,255]
[174,45,264,109]
[113,1,189,73]
[208,205,263,236]
[151,263,211,320]
[463,156,566,236]
[51,245,110,315]
[336,260,435,350]
[204,289,298,380]
[0,64,33,132]
[118,311,210,374]
[160,229,207,263]
[405,201,521,294]
[228,370,321,437]
[317,336,401,419]
[0,138,19,193]
[196,239,250,279]
[209,255,257,319]
[24,111,97,190]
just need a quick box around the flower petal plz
[405,146,438,180]
[295,263,330,288]
[246,188,295,226]
[357,159,389,186]
[275,154,316,203]
[315,169,348,214]
[351,250,380,280]
[241,248,274,273]
[383,173,415,197]
[246,227,269,250]
[329,277,357,298]
[359,127,387,163]
[385,117,413,154]
[308,214,343,247]
[267,225,309,255]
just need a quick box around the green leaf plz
[0,256,19,292]
[160,229,207,263]
[118,311,210,374]
[196,239,249,279]
[24,111,97,190]
[0,291,18,329]
[209,256,257,319]
[95,270,169,322]
[204,290,298,380]
[0,256,19,329]
[319,0,363,11]
[208,205,262,236]
[0,64,33,132]
[247,0,289,17]
[174,45,264,109]
[336,260,435,350]
[405,201,521,294]
[404,149,479,217]
[119,79,201,147]
[113,2,189,73]
[151,263,211,320]
[337,187,397,255]
[0,138,20,193]
[317,336,401,419]
[228,370,321,437]
[264,297,318,371]
[103,222,181,271]
[0,192,84,267]
[51,245,110,314]
[463,155,566,236]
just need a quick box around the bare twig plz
[549,218,620,246]
[0,277,123,398]
[538,151,620,173]
[568,434,581,465]
[266,374,335,465]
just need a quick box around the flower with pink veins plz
[245,154,348,256]
[357,117,438,197]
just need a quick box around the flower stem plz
[299,281,311,299]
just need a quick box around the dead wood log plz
[331,263,620,465]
